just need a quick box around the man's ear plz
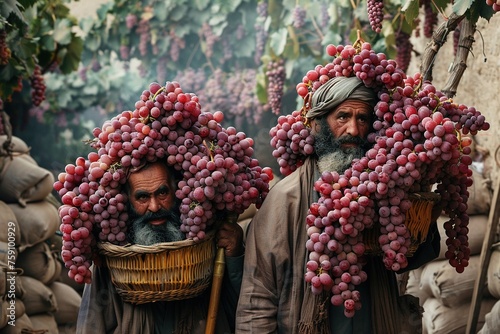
[310,119,320,135]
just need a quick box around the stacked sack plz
[405,155,499,333]
[0,135,82,334]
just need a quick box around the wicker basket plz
[364,192,441,256]
[97,231,216,304]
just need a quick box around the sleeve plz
[235,193,294,334]
[76,265,119,334]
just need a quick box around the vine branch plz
[419,12,466,82]
[441,18,476,98]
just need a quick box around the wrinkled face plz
[127,162,176,224]
[126,162,184,244]
[323,99,372,143]
[312,99,373,173]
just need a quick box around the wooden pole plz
[466,177,500,333]
[205,246,225,334]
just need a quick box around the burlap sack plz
[478,299,500,334]
[0,154,54,207]
[415,261,437,304]
[437,214,488,259]
[16,241,59,285]
[0,135,30,155]
[0,313,33,334]
[0,241,23,299]
[0,299,25,328]
[0,202,20,245]
[405,267,432,306]
[423,255,486,307]
[29,313,59,334]
[422,297,496,334]
[487,244,500,299]
[19,276,57,316]
[0,300,8,328]
[467,168,493,215]
[58,323,77,334]
[49,281,81,325]
[8,200,59,252]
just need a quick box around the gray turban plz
[306,76,377,120]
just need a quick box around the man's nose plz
[346,119,359,137]
[148,197,162,212]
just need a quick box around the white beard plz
[133,222,185,245]
[316,150,358,174]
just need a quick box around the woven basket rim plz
[407,191,441,202]
[97,229,216,255]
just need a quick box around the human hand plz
[216,221,244,257]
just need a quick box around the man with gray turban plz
[236,76,441,333]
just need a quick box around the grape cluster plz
[320,2,330,29]
[201,23,219,59]
[54,81,271,284]
[486,0,500,11]
[423,0,438,38]
[0,30,11,65]
[367,0,384,34]
[395,31,412,72]
[266,59,286,115]
[136,18,151,56]
[269,110,315,176]
[30,64,46,106]
[269,37,490,316]
[125,14,138,30]
[293,5,307,29]
[169,29,185,62]
[254,2,268,65]
[119,45,130,61]
[176,68,266,127]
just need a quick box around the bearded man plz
[77,161,244,334]
[236,76,442,334]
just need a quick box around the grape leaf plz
[401,0,419,26]
[452,0,474,16]
[269,27,288,56]
[0,0,23,21]
[41,35,56,52]
[194,0,210,10]
[59,35,83,74]
[468,0,496,22]
[53,19,72,45]
[170,4,188,21]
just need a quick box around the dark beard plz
[127,205,185,245]
[314,117,370,173]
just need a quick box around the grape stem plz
[203,139,214,161]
